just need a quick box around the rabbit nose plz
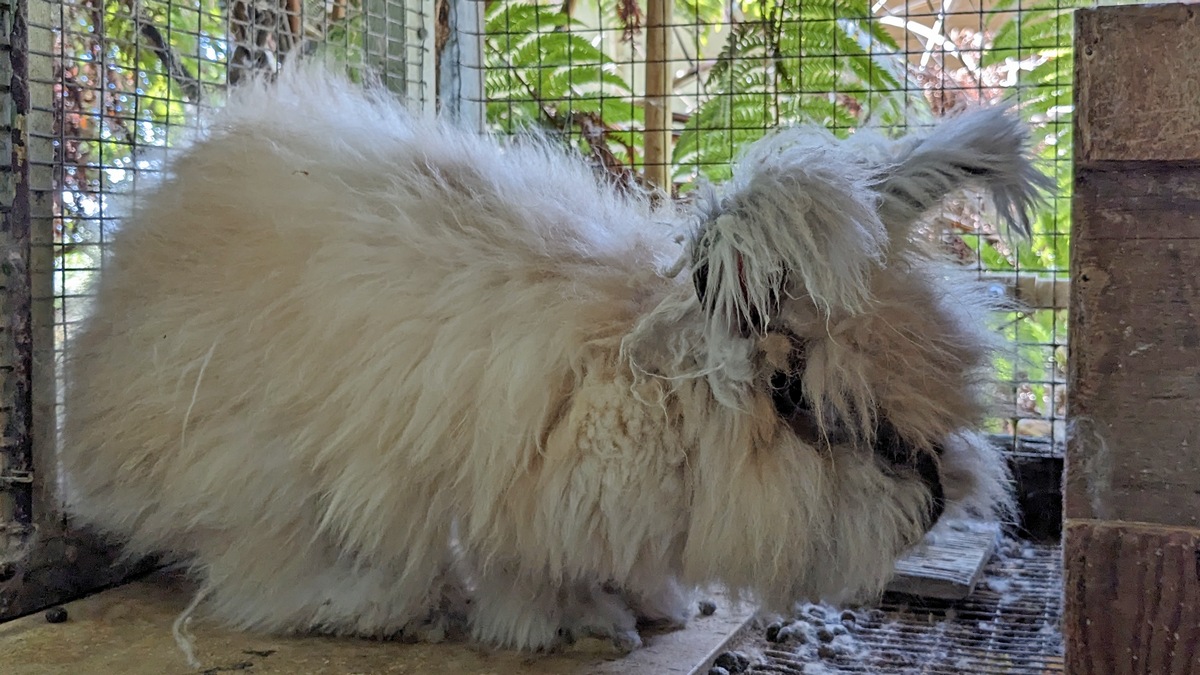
[872,420,946,532]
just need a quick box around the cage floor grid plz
[729,537,1063,675]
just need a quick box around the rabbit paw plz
[623,577,693,629]
[562,583,643,653]
[468,567,647,653]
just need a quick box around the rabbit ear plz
[869,104,1054,241]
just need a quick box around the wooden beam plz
[0,0,145,622]
[642,0,672,191]
[1075,4,1200,163]
[1068,162,1200,527]
[886,519,998,601]
[1066,5,1200,674]
[1065,521,1200,674]
[1068,3,1200,528]
[976,272,1070,310]
[436,0,485,134]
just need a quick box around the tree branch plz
[136,15,202,101]
[488,47,655,196]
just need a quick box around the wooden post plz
[642,0,672,192]
[1066,4,1200,673]
[436,0,485,133]
[0,0,145,622]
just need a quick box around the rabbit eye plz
[770,370,827,447]
[769,369,809,420]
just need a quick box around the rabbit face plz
[665,262,1009,609]
[661,107,1049,608]
[750,272,993,535]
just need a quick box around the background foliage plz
[54,0,1095,435]
[479,0,1084,435]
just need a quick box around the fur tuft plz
[689,126,889,328]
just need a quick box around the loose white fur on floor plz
[59,62,1050,659]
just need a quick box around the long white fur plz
[59,61,1046,660]
[687,126,890,327]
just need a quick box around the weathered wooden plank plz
[1067,7,1200,674]
[885,519,998,601]
[1064,520,1200,675]
[0,0,33,564]
[0,572,755,675]
[886,437,1062,599]
[1067,164,1200,527]
[1076,4,1200,163]
[0,0,144,622]
[1072,162,1200,241]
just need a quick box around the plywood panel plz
[1076,4,1200,163]
[1067,163,1200,526]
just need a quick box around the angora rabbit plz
[60,63,1048,654]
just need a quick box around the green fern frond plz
[484,0,637,135]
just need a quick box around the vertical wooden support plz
[362,0,435,109]
[0,0,145,623]
[436,0,484,134]
[0,0,33,568]
[415,0,438,114]
[1066,4,1200,673]
[642,0,671,191]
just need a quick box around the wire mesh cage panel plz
[441,2,1119,667]
[0,0,436,622]
[455,0,1131,450]
[41,0,437,347]
[740,538,1065,674]
[0,0,1140,636]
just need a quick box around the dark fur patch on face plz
[770,369,821,443]
[766,331,811,432]
[767,332,852,447]
[691,228,786,336]
[764,333,945,530]
[693,259,774,335]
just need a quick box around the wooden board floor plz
[0,572,754,675]
[2,517,996,674]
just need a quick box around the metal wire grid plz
[465,0,1100,446]
[0,0,433,575]
[741,538,1064,674]
[28,0,433,439]
[29,0,1091,475]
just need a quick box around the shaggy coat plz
[59,64,1048,654]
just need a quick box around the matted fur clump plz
[59,63,1049,656]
